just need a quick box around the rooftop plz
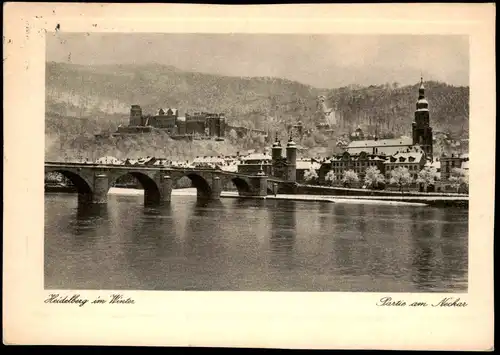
[384,151,424,164]
[347,136,413,148]
[296,161,321,170]
[240,153,272,161]
[157,108,178,116]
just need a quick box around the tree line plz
[303,165,468,193]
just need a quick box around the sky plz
[46,33,469,88]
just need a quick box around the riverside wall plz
[295,184,468,208]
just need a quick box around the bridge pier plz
[161,175,173,203]
[77,192,93,205]
[210,176,222,200]
[257,175,268,197]
[236,175,268,198]
[92,173,109,204]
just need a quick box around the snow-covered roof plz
[347,136,413,149]
[153,159,169,166]
[240,153,271,161]
[346,137,413,155]
[425,160,441,170]
[193,156,225,164]
[157,108,178,116]
[136,156,156,164]
[220,165,238,172]
[384,151,424,164]
[330,154,387,162]
[96,156,122,164]
[296,161,321,170]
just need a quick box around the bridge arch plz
[111,171,161,205]
[45,169,93,203]
[176,173,213,199]
[229,177,253,195]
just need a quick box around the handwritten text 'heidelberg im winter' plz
[44,294,135,307]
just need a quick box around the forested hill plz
[326,82,469,138]
[46,61,319,131]
[46,62,469,159]
[46,62,468,136]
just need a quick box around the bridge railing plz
[45,162,237,174]
[45,162,293,182]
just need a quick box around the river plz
[44,190,468,292]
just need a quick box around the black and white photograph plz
[44,32,470,292]
[3,3,494,350]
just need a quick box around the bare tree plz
[390,167,413,192]
[416,166,438,192]
[364,166,385,189]
[449,168,468,193]
[304,167,319,184]
[342,170,359,188]
[325,170,336,186]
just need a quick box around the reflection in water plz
[45,193,469,292]
[331,204,359,275]
[122,204,179,290]
[410,209,435,291]
[409,208,468,292]
[184,199,226,258]
[439,208,468,290]
[69,203,109,248]
[269,200,297,270]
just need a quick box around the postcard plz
[3,3,495,350]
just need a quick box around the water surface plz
[45,193,468,292]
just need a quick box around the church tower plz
[412,77,434,160]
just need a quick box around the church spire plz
[272,131,281,147]
[416,76,428,111]
[418,76,425,99]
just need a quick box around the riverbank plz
[107,188,430,207]
[49,187,467,207]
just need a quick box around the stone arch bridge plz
[45,162,290,206]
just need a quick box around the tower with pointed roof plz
[412,77,434,160]
[272,132,282,161]
[286,133,297,182]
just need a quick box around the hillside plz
[45,62,469,160]
[327,82,469,138]
[46,61,319,131]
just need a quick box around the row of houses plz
[316,149,467,185]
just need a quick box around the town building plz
[315,95,337,130]
[316,77,442,188]
[383,150,426,181]
[296,158,322,183]
[237,153,272,175]
[192,156,226,169]
[350,126,365,141]
[116,105,227,139]
[346,136,414,155]
[440,153,469,180]
[271,135,297,181]
[318,151,387,185]
[236,134,298,182]
[148,108,179,133]
[345,77,434,161]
